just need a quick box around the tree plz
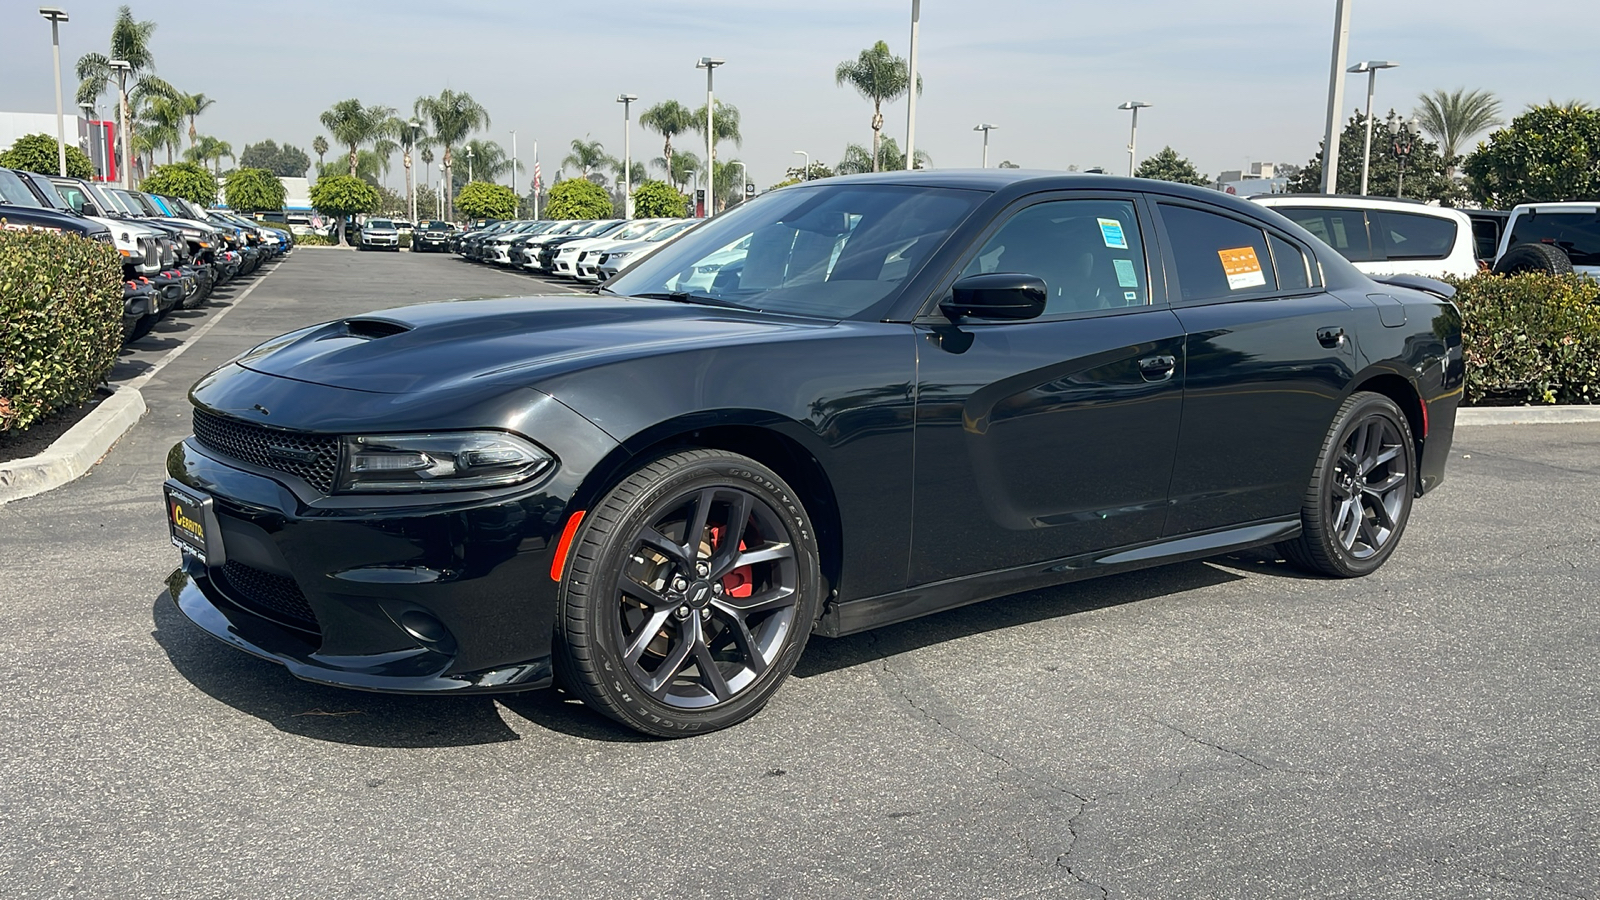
[1135,147,1210,186]
[183,135,233,176]
[238,140,310,177]
[563,137,612,177]
[1414,88,1502,178]
[319,99,397,179]
[631,181,688,218]
[544,179,613,219]
[711,158,750,210]
[308,174,379,245]
[0,133,94,180]
[837,137,929,174]
[416,183,440,220]
[653,149,700,191]
[420,146,434,186]
[224,167,286,212]
[414,89,489,222]
[141,161,217,206]
[136,91,186,166]
[460,138,520,183]
[835,40,919,172]
[782,161,835,182]
[997,160,1021,169]
[639,100,695,187]
[1464,105,1600,208]
[396,118,425,220]
[689,101,742,183]
[74,5,157,107]
[1288,111,1459,204]
[454,181,517,220]
[312,135,328,169]
[177,91,214,148]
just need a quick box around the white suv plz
[1492,202,1600,276]
[1253,195,1479,279]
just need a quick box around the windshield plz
[368,219,395,229]
[646,221,696,242]
[0,169,46,207]
[424,221,453,231]
[25,174,73,212]
[608,184,984,319]
[1508,211,1600,267]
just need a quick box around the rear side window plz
[1470,218,1502,262]
[1273,206,1379,262]
[1375,211,1457,261]
[1269,235,1316,291]
[1507,212,1600,266]
[1160,204,1278,301]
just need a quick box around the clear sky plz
[3,0,1597,191]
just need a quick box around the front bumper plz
[163,375,619,694]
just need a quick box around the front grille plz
[221,561,320,633]
[192,408,340,493]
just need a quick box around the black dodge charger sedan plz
[165,171,1462,736]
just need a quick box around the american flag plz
[533,161,542,194]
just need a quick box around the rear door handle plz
[1317,326,1346,348]
[1138,355,1177,382]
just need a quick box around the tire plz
[1279,392,1416,578]
[556,449,823,737]
[1493,242,1574,276]
[125,312,158,343]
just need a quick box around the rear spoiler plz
[1373,274,1457,301]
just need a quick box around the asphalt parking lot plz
[2,248,1597,899]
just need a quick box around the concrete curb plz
[0,387,146,506]
[1457,406,1600,426]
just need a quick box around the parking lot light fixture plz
[39,7,70,177]
[695,57,725,217]
[618,94,638,218]
[109,58,132,189]
[1117,102,1151,177]
[407,118,421,224]
[1348,60,1399,196]
[1389,114,1421,198]
[905,0,921,170]
[973,123,998,168]
[793,150,809,180]
[466,145,474,184]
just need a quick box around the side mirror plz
[940,273,1048,321]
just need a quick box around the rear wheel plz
[1279,392,1415,577]
[1493,242,1573,276]
[556,450,822,737]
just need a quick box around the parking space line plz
[121,263,277,393]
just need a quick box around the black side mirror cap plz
[940,272,1048,321]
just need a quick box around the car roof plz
[1509,202,1600,213]
[1254,193,1470,221]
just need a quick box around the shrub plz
[455,182,517,220]
[544,179,614,219]
[1451,272,1600,405]
[308,175,379,245]
[294,233,336,246]
[0,226,122,432]
[0,133,95,180]
[631,181,688,219]
[140,161,219,206]
[224,167,287,212]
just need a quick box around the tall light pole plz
[39,7,70,177]
[1348,60,1398,196]
[905,0,921,170]
[793,150,809,180]
[1321,0,1355,194]
[1117,102,1151,177]
[973,123,998,168]
[532,140,540,219]
[695,57,725,217]
[617,93,637,218]
[510,129,517,197]
[110,59,132,189]
[466,146,474,184]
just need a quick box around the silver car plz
[359,218,402,251]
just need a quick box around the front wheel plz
[1279,392,1416,578]
[555,450,823,737]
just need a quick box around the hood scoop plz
[344,317,412,339]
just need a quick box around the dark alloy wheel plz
[556,450,822,737]
[1280,392,1416,578]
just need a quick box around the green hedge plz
[1452,273,1600,406]
[0,226,123,432]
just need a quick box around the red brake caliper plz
[709,525,754,598]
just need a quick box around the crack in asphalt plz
[1153,718,1274,771]
[1471,869,1593,900]
[870,640,1109,899]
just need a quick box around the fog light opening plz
[399,610,457,654]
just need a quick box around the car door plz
[1153,201,1359,537]
[910,194,1187,585]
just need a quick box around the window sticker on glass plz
[1098,218,1128,250]
[1218,246,1267,290]
[1124,291,1139,303]
[1112,258,1139,287]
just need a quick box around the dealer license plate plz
[165,483,212,564]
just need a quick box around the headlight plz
[120,231,131,242]
[608,251,630,260]
[338,431,554,492]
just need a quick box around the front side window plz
[1506,211,1600,266]
[1160,204,1279,301]
[1273,206,1379,263]
[609,183,983,320]
[1375,210,1457,261]
[961,198,1150,315]
[0,169,45,207]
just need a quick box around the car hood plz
[234,295,833,394]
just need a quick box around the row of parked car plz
[0,167,294,342]
[450,217,701,282]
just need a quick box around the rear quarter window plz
[1375,210,1457,261]
[1507,212,1600,266]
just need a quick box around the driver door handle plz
[1138,355,1177,382]
[1317,326,1346,348]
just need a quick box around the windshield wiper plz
[625,291,744,309]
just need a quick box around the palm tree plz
[460,138,520,183]
[75,6,165,174]
[320,99,397,179]
[652,150,700,191]
[394,118,426,218]
[184,135,233,177]
[420,146,434,187]
[688,101,742,177]
[835,40,920,172]
[1415,88,1503,176]
[563,137,612,177]
[639,100,695,183]
[137,92,186,166]
[312,135,328,170]
[414,89,490,221]
[711,158,749,210]
[178,92,214,148]
[838,138,930,175]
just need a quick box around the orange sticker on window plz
[1218,246,1267,290]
